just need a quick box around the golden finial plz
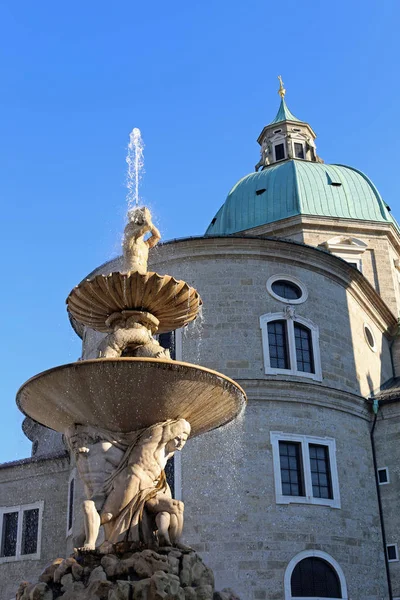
[278,75,286,99]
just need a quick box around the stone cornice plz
[243,214,400,252]
[238,378,370,420]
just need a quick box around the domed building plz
[1,80,400,600]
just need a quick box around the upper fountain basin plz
[16,358,246,437]
[67,271,202,334]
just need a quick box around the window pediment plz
[321,236,368,254]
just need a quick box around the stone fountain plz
[15,202,246,599]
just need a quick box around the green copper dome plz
[205,160,397,235]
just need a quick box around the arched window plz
[292,557,341,597]
[285,551,348,600]
[260,312,322,381]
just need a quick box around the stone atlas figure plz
[65,419,191,552]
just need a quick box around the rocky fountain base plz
[17,545,239,600]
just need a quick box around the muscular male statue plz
[122,206,161,274]
[65,419,190,552]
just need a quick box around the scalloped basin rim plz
[16,358,247,438]
[66,271,202,334]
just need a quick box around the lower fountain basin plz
[16,358,246,437]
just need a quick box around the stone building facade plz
[1,88,400,599]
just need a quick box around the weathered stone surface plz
[58,582,85,600]
[16,581,31,600]
[71,562,84,581]
[184,588,197,600]
[132,549,170,578]
[167,554,180,576]
[29,583,53,600]
[213,589,241,600]
[109,580,150,600]
[150,571,184,600]
[101,554,121,578]
[39,559,64,584]
[53,557,78,583]
[86,580,114,600]
[194,585,213,600]
[17,548,240,600]
[88,566,107,583]
[60,573,74,591]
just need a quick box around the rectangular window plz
[378,467,390,485]
[271,433,340,508]
[0,502,43,562]
[67,477,75,533]
[309,444,333,499]
[294,142,305,159]
[21,509,39,555]
[274,143,285,161]
[267,320,289,369]
[1,512,18,558]
[260,314,322,382]
[294,323,315,374]
[387,544,399,562]
[279,441,304,496]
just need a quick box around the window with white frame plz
[0,501,43,562]
[378,467,390,485]
[387,544,399,562]
[284,550,348,599]
[260,311,322,381]
[270,433,340,508]
[66,470,75,537]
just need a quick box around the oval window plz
[267,275,308,304]
[271,280,302,300]
[364,324,377,351]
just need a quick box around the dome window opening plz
[364,323,377,352]
[267,275,308,304]
[255,188,266,196]
[293,142,305,159]
[273,129,282,134]
[326,173,342,187]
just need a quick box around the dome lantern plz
[255,77,322,171]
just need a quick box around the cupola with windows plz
[255,76,322,171]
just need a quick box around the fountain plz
[14,130,246,600]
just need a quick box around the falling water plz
[183,306,204,364]
[126,127,145,210]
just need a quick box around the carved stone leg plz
[81,500,101,551]
[155,511,172,546]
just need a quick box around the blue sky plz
[1,0,400,462]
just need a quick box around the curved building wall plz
[79,236,396,599]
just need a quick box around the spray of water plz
[126,127,145,209]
